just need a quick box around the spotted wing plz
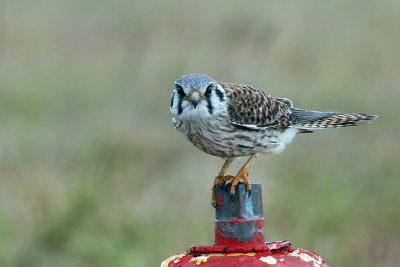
[220,82,296,129]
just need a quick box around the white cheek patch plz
[180,100,210,120]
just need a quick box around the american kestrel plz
[170,74,377,203]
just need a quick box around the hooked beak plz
[187,91,202,108]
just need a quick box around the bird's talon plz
[230,185,236,195]
[211,202,217,208]
[247,189,251,198]
[212,174,231,204]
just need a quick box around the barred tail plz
[296,112,377,129]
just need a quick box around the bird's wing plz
[220,82,296,129]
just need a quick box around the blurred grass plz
[0,0,399,266]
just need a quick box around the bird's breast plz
[175,116,296,158]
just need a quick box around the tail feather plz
[290,108,341,123]
[292,109,377,129]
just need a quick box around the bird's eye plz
[205,84,213,95]
[176,84,185,96]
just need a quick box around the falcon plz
[170,74,377,203]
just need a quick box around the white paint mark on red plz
[269,243,277,250]
[189,255,209,265]
[160,253,185,267]
[259,255,277,264]
[289,249,323,267]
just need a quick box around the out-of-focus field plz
[0,0,399,266]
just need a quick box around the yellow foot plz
[227,169,252,196]
[211,175,230,204]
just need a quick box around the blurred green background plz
[1,0,399,266]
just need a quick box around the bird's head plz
[170,74,226,120]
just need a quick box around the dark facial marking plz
[206,97,213,114]
[177,94,183,115]
[215,89,224,102]
[175,84,186,115]
[170,91,175,108]
[204,84,214,115]
[205,84,213,96]
[176,84,185,97]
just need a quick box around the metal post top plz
[214,183,265,246]
[215,183,263,220]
